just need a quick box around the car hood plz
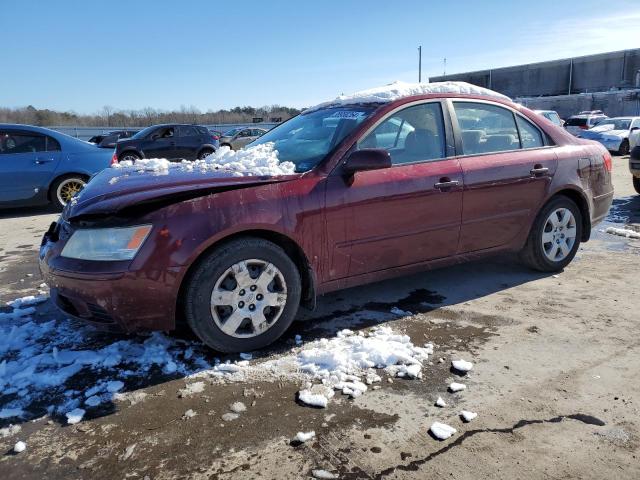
[583,125,628,138]
[64,166,302,220]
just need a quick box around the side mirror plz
[630,126,639,132]
[342,148,392,176]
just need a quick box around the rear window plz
[566,117,588,127]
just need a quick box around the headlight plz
[61,225,152,261]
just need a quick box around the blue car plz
[0,124,114,210]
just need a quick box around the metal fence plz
[49,123,280,141]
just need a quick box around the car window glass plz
[178,126,198,137]
[516,116,544,149]
[239,129,251,137]
[0,131,46,154]
[46,136,61,151]
[252,129,263,136]
[358,102,446,165]
[158,127,174,138]
[454,102,519,155]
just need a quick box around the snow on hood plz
[584,124,628,138]
[112,142,295,177]
[308,80,511,111]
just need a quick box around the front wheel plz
[184,238,301,352]
[618,140,630,156]
[520,196,582,272]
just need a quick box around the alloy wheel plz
[56,178,86,206]
[541,207,577,262]
[210,259,287,338]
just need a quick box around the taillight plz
[603,152,612,172]
[579,125,588,130]
[212,135,219,141]
[111,152,118,165]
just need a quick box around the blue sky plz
[1,0,639,113]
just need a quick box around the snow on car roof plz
[307,80,511,111]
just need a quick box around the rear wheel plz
[618,139,630,156]
[50,174,87,210]
[520,196,582,272]
[184,238,301,352]
[633,177,640,195]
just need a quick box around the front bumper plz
[39,222,181,332]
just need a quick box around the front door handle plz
[434,178,460,190]
[530,165,549,176]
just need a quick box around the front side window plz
[250,106,375,172]
[454,102,519,155]
[516,116,544,148]
[0,131,46,154]
[358,102,446,164]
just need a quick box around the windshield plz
[594,118,631,130]
[223,128,242,137]
[249,106,375,172]
[130,126,158,140]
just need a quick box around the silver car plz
[565,111,608,136]
[219,127,268,150]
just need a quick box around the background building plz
[431,49,640,118]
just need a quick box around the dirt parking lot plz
[1,155,639,480]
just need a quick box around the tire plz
[221,143,233,150]
[618,139,630,156]
[50,174,87,210]
[118,151,141,162]
[633,177,640,195]
[184,237,302,352]
[197,148,214,160]
[520,196,582,272]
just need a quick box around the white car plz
[579,117,640,155]
[565,111,608,136]
[533,110,563,127]
[630,127,640,150]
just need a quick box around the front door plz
[325,101,463,279]
[0,130,61,203]
[450,101,558,253]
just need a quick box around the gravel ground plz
[0,155,639,479]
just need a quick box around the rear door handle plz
[35,158,54,164]
[530,166,549,176]
[434,179,460,190]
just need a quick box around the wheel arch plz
[176,229,317,329]
[548,188,591,242]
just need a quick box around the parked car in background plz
[40,84,613,352]
[630,146,640,194]
[114,124,218,162]
[0,124,113,209]
[219,127,268,150]
[533,110,563,127]
[209,129,224,140]
[565,111,608,136]
[578,117,640,155]
[88,130,138,146]
[630,126,640,150]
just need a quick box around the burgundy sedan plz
[40,88,614,352]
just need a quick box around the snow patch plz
[451,359,473,373]
[605,227,640,239]
[66,408,85,425]
[182,409,197,419]
[449,382,467,392]
[178,381,205,397]
[460,410,477,422]
[230,401,247,413]
[111,143,295,177]
[309,81,511,112]
[430,421,457,440]
[13,440,26,453]
[293,430,316,443]
[435,396,447,408]
[0,424,21,438]
[312,470,338,480]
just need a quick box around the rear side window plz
[0,131,46,154]
[46,136,61,151]
[453,102,519,155]
[516,116,544,148]
[566,117,588,127]
[359,102,446,165]
[178,126,198,137]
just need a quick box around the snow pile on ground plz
[295,327,432,407]
[449,382,466,392]
[451,359,473,373]
[292,430,316,443]
[111,143,295,177]
[435,396,447,407]
[605,227,640,239]
[460,410,477,422]
[430,421,457,440]
[309,81,511,111]
[65,408,85,425]
[13,440,26,453]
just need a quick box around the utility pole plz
[418,46,422,83]
[443,58,447,76]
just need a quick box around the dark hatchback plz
[40,88,614,353]
[115,124,219,162]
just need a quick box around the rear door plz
[143,126,176,159]
[450,100,558,253]
[325,100,463,279]
[0,130,61,203]
[175,125,202,160]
